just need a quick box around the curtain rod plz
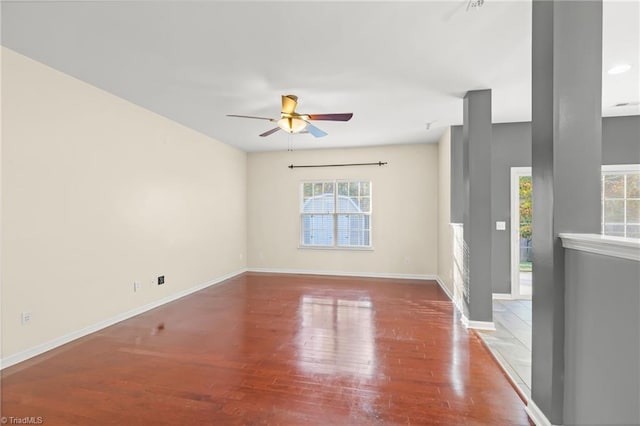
[288,161,388,169]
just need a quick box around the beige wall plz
[247,144,439,276]
[1,48,247,358]
[437,128,453,295]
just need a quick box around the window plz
[602,165,640,238]
[300,180,371,248]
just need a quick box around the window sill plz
[298,245,374,252]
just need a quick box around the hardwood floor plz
[1,273,533,425]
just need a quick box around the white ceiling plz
[2,1,638,152]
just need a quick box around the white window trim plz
[299,179,373,250]
[602,164,640,173]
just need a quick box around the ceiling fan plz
[227,95,353,138]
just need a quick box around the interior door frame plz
[510,167,532,299]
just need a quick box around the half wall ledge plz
[559,233,640,262]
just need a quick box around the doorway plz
[510,167,532,299]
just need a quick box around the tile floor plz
[477,299,532,399]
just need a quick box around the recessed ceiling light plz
[607,63,632,75]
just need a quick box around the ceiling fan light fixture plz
[278,117,308,134]
[228,95,351,138]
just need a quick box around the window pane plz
[627,224,640,239]
[302,182,334,213]
[361,182,370,196]
[321,182,334,212]
[360,197,370,212]
[337,182,370,213]
[301,214,334,246]
[604,175,625,198]
[337,214,370,247]
[601,170,640,238]
[337,215,349,245]
[303,183,312,197]
[627,200,640,223]
[337,194,359,213]
[603,223,625,237]
[627,174,640,198]
[604,199,625,223]
[303,195,333,213]
[349,182,359,196]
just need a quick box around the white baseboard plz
[492,293,513,300]
[0,268,247,370]
[526,399,560,426]
[247,267,436,281]
[435,277,454,301]
[248,267,456,308]
[453,299,465,318]
[259,267,492,332]
[461,312,496,331]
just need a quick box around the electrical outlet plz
[133,281,141,292]
[157,275,165,285]
[21,311,32,325]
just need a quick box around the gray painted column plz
[531,0,602,423]
[462,89,493,323]
[450,126,464,223]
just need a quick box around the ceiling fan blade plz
[259,127,281,137]
[281,95,298,114]
[306,113,353,122]
[227,114,276,121]
[305,123,328,138]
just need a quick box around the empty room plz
[1,1,639,425]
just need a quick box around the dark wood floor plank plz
[2,272,533,425]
